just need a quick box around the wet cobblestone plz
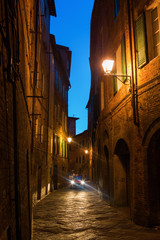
[33,185,160,239]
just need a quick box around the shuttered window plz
[57,136,60,155]
[121,35,127,82]
[53,134,56,154]
[151,7,160,57]
[113,55,117,94]
[62,140,66,158]
[135,13,148,68]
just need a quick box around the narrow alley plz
[33,184,160,240]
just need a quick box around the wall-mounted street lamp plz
[102,59,132,91]
[85,150,89,154]
[67,137,72,143]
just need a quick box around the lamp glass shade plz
[67,137,72,143]
[85,150,88,154]
[102,60,114,73]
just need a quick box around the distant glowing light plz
[81,180,85,185]
[102,60,114,73]
[71,180,74,185]
[85,150,88,154]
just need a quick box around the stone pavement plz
[33,185,160,240]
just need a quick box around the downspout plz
[31,0,38,170]
[46,33,50,194]
[127,0,139,126]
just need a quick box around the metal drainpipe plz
[131,0,139,126]
[127,0,139,126]
[31,0,38,167]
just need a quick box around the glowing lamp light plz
[85,150,88,154]
[102,60,114,73]
[67,137,72,143]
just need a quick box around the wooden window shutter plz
[113,54,117,94]
[57,136,60,155]
[121,35,127,82]
[53,134,55,154]
[135,13,147,68]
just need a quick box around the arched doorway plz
[147,129,160,226]
[104,145,110,197]
[114,139,130,206]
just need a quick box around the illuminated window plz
[51,137,53,154]
[62,111,64,130]
[40,125,44,143]
[35,119,39,138]
[101,81,104,111]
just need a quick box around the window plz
[62,140,66,157]
[113,54,117,94]
[35,119,39,138]
[113,0,120,20]
[135,13,148,68]
[113,35,127,93]
[62,85,65,99]
[57,136,60,155]
[121,35,127,82]
[44,4,46,18]
[101,81,104,111]
[79,157,81,164]
[55,69,58,87]
[83,156,85,164]
[59,75,61,92]
[62,111,64,130]
[51,137,53,154]
[76,157,78,163]
[151,7,160,57]
[40,125,44,143]
[53,134,56,154]
[65,116,67,132]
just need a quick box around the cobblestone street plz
[33,185,160,240]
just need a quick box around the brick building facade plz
[0,0,72,239]
[69,130,90,179]
[50,35,72,189]
[88,0,160,226]
[68,117,79,137]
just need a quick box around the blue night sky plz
[50,0,94,135]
